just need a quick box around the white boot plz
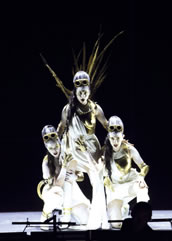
[40,211,52,230]
[60,208,72,229]
[121,203,130,219]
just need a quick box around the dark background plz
[0,2,171,212]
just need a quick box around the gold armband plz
[139,163,149,177]
[76,171,84,182]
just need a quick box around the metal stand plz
[12,215,76,233]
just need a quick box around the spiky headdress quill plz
[40,30,124,100]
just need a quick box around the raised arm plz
[57,104,69,139]
[95,104,108,130]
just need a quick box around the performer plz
[57,71,109,229]
[103,116,150,229]
[37,125,90,230]
[40,30,124,229]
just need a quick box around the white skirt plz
[106,168,150,206]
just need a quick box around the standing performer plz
[103,116,150,229]
[37,125,90,230]
[57,71,109,229]
[40,30,124,229]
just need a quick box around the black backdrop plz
[0,1,171,212]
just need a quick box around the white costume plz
[103,116,150,228]
[38,125,90,229]
[40,155,65,221]
[58,71,109,229]
[41,156,90,226]
[40,33,125,230]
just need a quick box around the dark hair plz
[66,90,77,127]
[47,152,61,178]
[47,152,56,177]
[104,135,113,181]
[131,202,152,220]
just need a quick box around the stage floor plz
[0,210,172,234]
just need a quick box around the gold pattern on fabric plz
[84,112,96,134]
[63,207,72,215]
[104,176,114,192]
[77,100,97,134]
[42,210,52,218]
[113,143,132,174]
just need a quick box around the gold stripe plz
[42,210,52,218]
[63,207,72,215]
[74,78,89,81]
[37,180,46,200]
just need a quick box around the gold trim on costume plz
[63,207,72,215]
[76,171,84,182]
[84,100,96,134]
[104,176,114,192]
[139,163,149,177]
[37,180,46,200]
[42,210,52,218]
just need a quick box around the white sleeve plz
[42,156,51,179]
[55,154,67,186]
[129,145,145,167]
[95,104,108,130]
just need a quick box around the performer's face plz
[76,86,90,105]
[43,133,61,157]
[45,140,60,157]
[109,132,124,152]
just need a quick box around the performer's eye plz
[44,135,49,140]
[75,81,80,86]
[117,126,122,131]
[51,133,56,138]
[83,80,88,85]
[109,126,114,131]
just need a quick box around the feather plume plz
[72,30,124,98]
[40,53,72,99]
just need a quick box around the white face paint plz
[108,116,124,152]
[76,86,90,105]
[109,132,124,152]
[44,139,61,157]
